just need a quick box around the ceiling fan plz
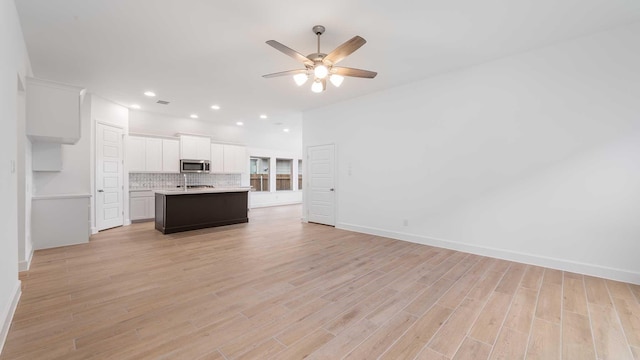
[263,25,377,93]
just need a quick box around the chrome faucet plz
[183,173,188,191]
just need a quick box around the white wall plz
[303,22,640,284]
[0,0,32,352]
[92,94,129,130]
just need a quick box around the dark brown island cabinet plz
[154,188,250,234]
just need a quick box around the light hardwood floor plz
[2,204,639,359]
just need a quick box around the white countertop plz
[153,187,251,195]
[32,193,92,200]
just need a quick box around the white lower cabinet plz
[130,190,155,221]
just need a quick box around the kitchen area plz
[23,86,302,255]
[127,133,252,233]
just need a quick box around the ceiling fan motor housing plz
[312,25,325,35]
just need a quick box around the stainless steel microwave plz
[180,159,210,173]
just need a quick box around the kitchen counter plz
[154,188,249,234]
[153,187,250,195]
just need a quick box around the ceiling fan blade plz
[266,40,314,66]
[332,67,377,78]
[323,36,367,65]
[262,69,308,78]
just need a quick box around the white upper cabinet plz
[127,135,180,172]
[196,138,211,161]
[180,135,211,161]
[127,136,146,172]
[162,139,180,173]
[210,143,224,173]
[223,145,247,174]
[209,143,247,174]
[145,138,163,172]
[26,77,85,144]
[180,136,198,159]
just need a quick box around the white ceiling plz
[15,0,640,128]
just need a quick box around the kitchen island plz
[154,187,250,234]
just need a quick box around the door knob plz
[97,189,104,192]
[329,188,335,191]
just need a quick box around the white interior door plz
[96,123,124,231]
[307,144,335,226]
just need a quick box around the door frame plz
[93,121,126,233]
[303,143,337,226]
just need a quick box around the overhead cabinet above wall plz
[210,143,247,173]
[179,134,211,161]
[223,144,247,173]
[26,77,85,144]
[128,135,180,173]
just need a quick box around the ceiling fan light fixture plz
[329,74,344,87]
[314,64,329,79]
[311,80,324,93]
[263,25,376,92]
[293,73,308,86]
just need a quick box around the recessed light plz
[144,91,156,97]
[211,105,220,110]
[130,104,141,109]
[190,114,198,119]
[236,121,244,126]
[260,114,267,119]
[283,128,290,132]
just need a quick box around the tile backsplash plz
[130,173,241,190]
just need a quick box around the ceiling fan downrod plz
[313,25,325,55]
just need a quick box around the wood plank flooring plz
[2,204,639,359]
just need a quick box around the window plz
[298,159,303,190]
[276,159,292,191]
[250,157,270,191]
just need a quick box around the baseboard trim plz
[337,222,640,285]
[18,248,33,272]
[250,201,302,209]
[0,281,21,355]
